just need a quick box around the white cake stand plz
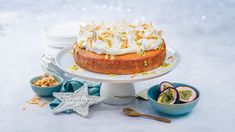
[42,46,180,105]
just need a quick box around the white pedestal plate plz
[41,46,180,105]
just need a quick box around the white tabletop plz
[0,0,235,132]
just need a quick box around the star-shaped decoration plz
[52,84,104,117]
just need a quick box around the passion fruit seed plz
[162,84,172,90]
[159,81,174,92]
[158,89,176,104]
[179,90,192,101]
[159,92,174,104]
[176,86,197,103]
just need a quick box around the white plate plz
[55,46,180,83]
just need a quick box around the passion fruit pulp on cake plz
[73,21,166,75]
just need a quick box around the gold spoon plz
[123,108,171,123]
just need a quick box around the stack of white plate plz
[44,21,84,48]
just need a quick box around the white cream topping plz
[75,20,163,55]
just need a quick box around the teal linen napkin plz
[49,80,101,113]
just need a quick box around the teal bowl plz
[147,83,200,115]
[30,74,64,97]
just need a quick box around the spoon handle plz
[141,114,171,123]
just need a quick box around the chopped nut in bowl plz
[30,74,64,96]
[32,74,59,87]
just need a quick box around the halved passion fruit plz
[159,81,174,92]
[176,86,197,103]
[157,88,179,104]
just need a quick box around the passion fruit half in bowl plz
[159,81,174,92]
[157,88,179,104]
[147,82,200,115]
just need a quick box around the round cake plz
[73,21,166,75]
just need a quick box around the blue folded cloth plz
[49,80,101,113]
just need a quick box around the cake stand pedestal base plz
[100,83,135,105]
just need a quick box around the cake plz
[73,21,166,75]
